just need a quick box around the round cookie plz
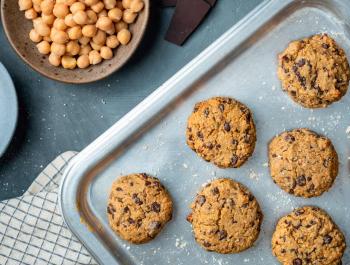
[187,178,263,254]
[107,173,173,244]
[272,206,346,265]
[186,97,256,168]
[277,34,350,108]
[268,128,338,198]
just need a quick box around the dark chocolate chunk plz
[293,258,302,265]
[322,43,330,49]
[218,230,227,240]
[323,235,333,244]
[231,155,238,166]
[132,193,143,205]
[197,195,206,206]
[203,108,209,117]
[151,202,161,213]
[296,175,306,186]
[297,58,306,67]
[211,187,219,195]
[218,103,225,112]
[224,122,231,132]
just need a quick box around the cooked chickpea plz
[43,36,52,42]
[100,46,113,59]
[53,18,67,30]
[106,35,119,48]
[92,30,106,45]
[108,8,122,22]
[91,1,104,13]
[84,0,99,6]
[25,8,37,20]
[34,19,51,36]
[70,2,85,13]
[48,53,61,66]
[62,0,76,5]
[19,0,32,11]
[89,50,102,64]
[29,29,42,43]
[122,0,131,9]
[117,28,130,45]
[79,44,92,55]
[66,40,80,55]
[42,14,55,25]
[53,3,69,18]
[72,10,88,25]
[96,16,113,31]
[115,20,127,31]
[90,41,102,50]
[64,14,77,27]
[67,26,82,40]
[103,0,116,9]
[32,0,42,6]
[37,40,51,54]
[79,36,91,45]
[41,0,54,15]
[123,9,137,24]
[51,42,66,56]
[77,54,90,68]
[130,0,143,12]
[33,4,42,12]
[51,28,69,44]
[61,56,77,69]
[82,25,97,37]
[98,10,108,18]
[86,10,98,24]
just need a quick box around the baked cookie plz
[187,178,263,254]
[269,128,338,198]
[107,173,173,244]
[272,206,346,265]
[186,97,256,168]
[278,34,350,108]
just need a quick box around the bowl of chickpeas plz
[1,0,149,83]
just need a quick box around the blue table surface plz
[0,0,262,200]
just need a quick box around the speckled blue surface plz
[0,0,262,200]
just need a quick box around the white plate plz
[0,63,18,157]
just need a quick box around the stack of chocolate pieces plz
[161,0,217,46]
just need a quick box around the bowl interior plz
[1,0,149,84]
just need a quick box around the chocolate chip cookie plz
[272,206,346,265]
[107,173,173,244]
[278,34,350,108]
[269,128,338,198]
[187,178,263,253]
[186,97,256,168]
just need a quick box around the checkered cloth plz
[0,151,97,265]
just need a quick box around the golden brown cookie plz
[107,173,173,244]
[186,97,256,168]
[272,206,346,265]
[277,34,350,108]
[187,178,263,254]
[268,128,338,198]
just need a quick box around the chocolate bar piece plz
[165,0,211,46]
[160,0,177,7]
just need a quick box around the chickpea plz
[49,53,61,66]
[33,4,42,12]
[70,2,85,13]
[43,36,52,42]
[91,1,104,13]
[86,10,98,24]
[79,44,92,55]
[33,18,51,36]
[84,0,99,6]
[98,10,108,18]
[77,54,90,68]
[67,26,82,40]
[36,40,51,54]
[90,41,102,50]
[66,40,80,55]
[32,0,42,6]
[92,30,106,45]
[25,8,37,20]
[53,18,67,30]
[106,25,115,35]
[51,42,66,56]
[117,28,130,45]
[42,14,55,25]
[108,8,122,22]
[103,0,116,9]
[96,16,113,31]
[79,36,91,45]
[61,56,77,69]
[123,9,137,24]
[29,29,42,43]
[51,28,69,44]
[53,3,69,18]
[115,20,127,32]
[130,0,143,12]
[106,35,119,48]
[73,10,88,25]
[64,14,77,27]
[19,0,32,11]
[88,50,102,64]
[82,25,97,37]
[61,0,76,5]
[122,0,131,9]
[100,46,113,59]
[40,0,54,15]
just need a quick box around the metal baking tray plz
[60,0,350,264]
